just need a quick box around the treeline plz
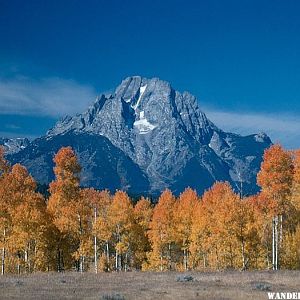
[0,144,299,275]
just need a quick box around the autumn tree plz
[47,147,82,271]
[8,165,52,273]
[248,193,276,269]
[108,190,134,271]
[257,144,294,270]
[148,189,176,271]
[230,196,261,270]
[88,189,112,272]
[281,224,300,269]
[132,197,152,270]
[190,182,241,270]
[279,150,300,270]
[0,159,53,274]
[0,147,10,275]
[291,150,300,225]
[173,188,198,270]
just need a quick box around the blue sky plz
[0,0,300,148]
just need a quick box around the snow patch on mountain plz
[134,109,156,134]
[132,84,147,110]
[0,137,30,154]
[8,76,272,196]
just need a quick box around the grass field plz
[0,270,299,300]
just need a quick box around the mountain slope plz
[8,76,272,195]
[0,137,30,154]
[8,133,149,194]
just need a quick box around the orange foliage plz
[257,144,294,213]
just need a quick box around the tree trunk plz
[17,258,21,275]
[216,247,220,270]
[57,248,62,272]
[125,252,128,272]
[160,250,163,271]
[78,214,84,273]
[61,250,65,271]
[229,242,234,268]
[241,239,246,270]
[106,241,110,271]
[168,243,172,270]
[115,250,118,271]
[118,252,122,271]
[25,248,28,274]
[1,228,5,275]
[80,256,84,273]
[203,253,207,269]
[272,217,276,270]
[272,216,279,270]
[183,249,186,271]
[279,214,283,270]
[94,207,98,274]
[275,215,279,270]
[1,247,5,275]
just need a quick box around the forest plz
[0,144,299,275]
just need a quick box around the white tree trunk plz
[106,241,110,271]
[25,248,28,273]
[183,248,188,271]
[160,251,163,271]
[1,228,5,275]
[272,217,275,270]
[94,207,98,274]
[272,216,279,270]
[241,240,246,270]
[115,250,118,271]
[168,243,172,270]
[275,216,279,270]
[1,247,5,275]
[80,256,84,273]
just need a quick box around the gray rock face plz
[0,137,30,154]
[8,133,149,195]
[9,76,272,195]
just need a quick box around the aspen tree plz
[148,189,175,271]
[174,188,198,270]
[47,147,82,271]
[0,147,10,275]
[133,197,152,270]
[108,191,134,271]
[257,144,294,270]
[291,150,300,225]
[89,189,112,272]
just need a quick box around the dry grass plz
[0,270,299,300]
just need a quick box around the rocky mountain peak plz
[10,76,272,195]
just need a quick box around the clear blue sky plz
[0,0,300,148]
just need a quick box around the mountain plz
[8,76,272,196]
[9,133,149,194]
[0,137,30,154]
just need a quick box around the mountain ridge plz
[0,137,30,154]
[6,76,272,195]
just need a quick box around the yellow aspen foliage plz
[0,147,11,274]
[47,147,82,271]
[86,188,112,272]
[108,190,134,271]
[1,163,52,273]
[133,197,152,270]
[281,224,300,269]
[257,144,294,213]
[291,150,300,225]
[190,182,240,270]
[148,189,175,271]
[173,188,198,270]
